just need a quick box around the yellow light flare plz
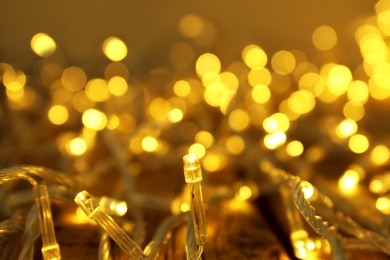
[228,109,250,132]
[149,98,170,120]
[343,101,365,121]
[173,80,191,97]
[371,145,390,165]
[168,108,184,123]
[300,181,314,199]
[247,67,272,87]
[48,105,69,125]
[335,119,358,138]
[3,70,26,91]
[85,78,111,102]
[219,71,239,91]
[251,84,271,104]
[298,72,325,97]
[288,90,316,115]
[279,99,300,121]
[6,88,25,101]
[67,137,88,156]
[368,74,390,100]
[242,44,268,69]
[271,50,296,75]
[180,202,191,212]
[327,65,353,96]
[72,91,95,113]
[195,53,221,78]
[108,76,128,96]
[286,140,304,157]
[263,113,290,133]
[235,186,252,201]
[178,14,204,39]
[226,135,245,155]
[129,136,143,154]
[263,131,286,150]
[348,134,369,154]
[202,153,226,172]
[339,170,360,193]
[107,115,120,130]
[347,80,369,103]
[61,67,87,92]
[102,37,127,62]
[376,0,390,35]
[188,143,206,159]
[312,25,338,50]
[30,33,56,57]
[376,196,390,214]
[195,131,214,149]
[141,136,159,152]
[169,42,195,69]
[82,109,107,131]
[369,172,390,194]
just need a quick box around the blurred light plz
[149,98,170,120]
[67,138,87,156]
[142,136,159,152]
[169,42,195,68]
[235,186,252,201]
[348,134,369,154]
[195,131,214,149]
[168,108,184,123]
[179,14,204,39]
[173,80,191,97]
[370,172,390,194]
[271,50,296,75]
[107,115,120,130]
[188,143,206,159]
[85,78,111,102]
[288,90,315,114]
[61,67,87,92]
[107,76,128,97]
[82,109,107,131]
[371,145,390,165]
[30,33,56,57]
[312,25,338,50]
[102,37,127,62]
[286,141,304,157]
[247,68,272,87]
[347,80,369,103]
[196,53,221,78]
[180,202,190,212]
[228,109,250,132]
[242,44,268,69]
[202,153,226,172]
[376,196,390,214]
[48,105,69,125]
[327,65,353,96]
[73,91,95,113]
[251,84,271,104]
[300,181,314,199]
[298,72,324,97]
[339,170,360,193]
[226,135,245,155]
[104,62,129,80]
[343,101,365,121]
[263,113,290,133]
[264,131,286,150]
[335,119,358,138]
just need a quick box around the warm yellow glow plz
[195,131,214,149]
[235,186,252,201]
[312,25,338,50]
[286,141,304,157]
[343,101,365,121]
[102,37,127,62]
[141,136,159,152]
[327,65,353,96]
[242,44,268,69]
[107,115,120,130]
[247,68,272,87]
[202,153,226,172]
[271,50,296,75]
[169,42,195,68]
[300,181,314,199]
[72,91,95,113]
[251,84,271,104]
[67,137,87,156]
[226,135,245,155]
[196,53,221,78]
[288,90,315,114]
[298,72,325,97]
[149,98,170,120]
[264,131,286,150]
[180,202,191,212]
[335,119,358,138]
[376,196,390,214]
[82,109,107,131]
[85,78,111,102]
[61,67,87,92]
[290,229,309,259]
[339,170,360,192]
[370,172,390,194]
[108,76,128,96]
[348,134,369,154]
[371,145,390,165]
[30,33,56,57]
[228,109,250,132]
[179,14,204,39]
[263,113,290,133]
[347,80,369,103]
[48,105,69,125]
[188,143,206,159]
[168,108,184,123]
[173,80,191,97]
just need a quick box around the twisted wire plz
[18,205,40,260]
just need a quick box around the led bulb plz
[183,154,203,183]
